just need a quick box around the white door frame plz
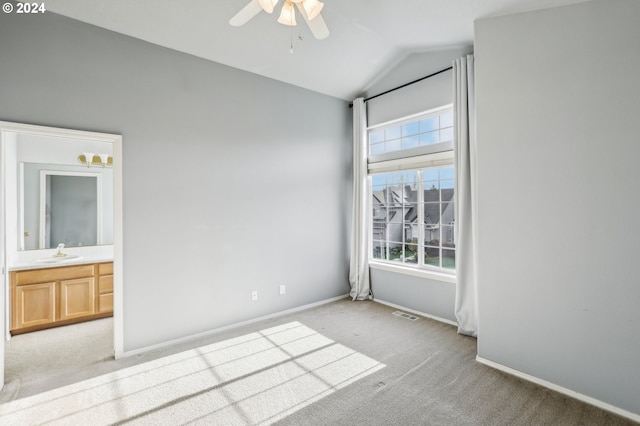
[0,121,124,390]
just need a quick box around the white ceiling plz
[42,0,590,100]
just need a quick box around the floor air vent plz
[392,311,418,321]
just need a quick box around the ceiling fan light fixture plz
[258,0,279,14]
[302,0,324,21]
[277,1,296,26]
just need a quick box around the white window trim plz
[369,260,456,284]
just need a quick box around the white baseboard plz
[476,356,640,423]
[372,298,458,327]
[118,294,350,359]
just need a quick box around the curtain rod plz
[350,66,453,107]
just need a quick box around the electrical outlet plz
[279,285,286,295]
[251,290,258,301]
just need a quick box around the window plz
[368,108,453,158]
[368,106,455,274]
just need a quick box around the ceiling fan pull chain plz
[290,26,294,54]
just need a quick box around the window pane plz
[424,247,441,268]
[404,244,418,264]
[424,225,440,247]
[404,203,418,223]
[440,127,454,143]
[372,240,385,260]
[419,131,439,146]
[441,225,455,248]
[370,142,385,155]
[424,185,440,200]
[387,171,417,187]
[439,167,454,180]
[388,241,403,261]
[420,116,439,132]
[370,129,385,144]
[401,136,419,150]
[423,204,440,225]
[423,169,438,182]
[442,249,456,270]
[441,202,455,220]
[371,174,387,189]
[440,179,455,191]
[385,126,401,140]
[386,138,402,152]
[402,121,419,137]
[372,216,386,231]
[440,110,453,128]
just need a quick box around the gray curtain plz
[453,55,479,337]
[349,98,371,300]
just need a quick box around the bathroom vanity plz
[9,260,113,335]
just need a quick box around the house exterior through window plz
[368,106,455,274]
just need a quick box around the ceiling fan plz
[229,0,330,40]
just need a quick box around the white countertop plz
[8,245,114,272]
[9,256,114,271]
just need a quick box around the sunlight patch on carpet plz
[0,322,385,425]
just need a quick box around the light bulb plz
[83,152,95,167]
[277,1,296,26]
[99,153,110,167]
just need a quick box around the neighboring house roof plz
[373,185,454,226]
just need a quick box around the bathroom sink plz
[35,255,83,263]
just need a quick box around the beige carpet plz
[1,298,637,425]
[1,321,383,424]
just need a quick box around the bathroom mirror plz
[20,163,113,250]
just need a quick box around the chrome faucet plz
[54,243,67,258]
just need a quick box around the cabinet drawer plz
[99,275,113,293]
[14,264,95,286]
[99,262,113,275]
[99,293,113,313]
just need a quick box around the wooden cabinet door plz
[99,293,114,313]
[13,282,56,329]
[59,277,95,320]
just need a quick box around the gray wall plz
[364,45,473,126]
[360,47,470,322]
[0,11,352,352]
[475,0,640,416]
[370,269,456,323]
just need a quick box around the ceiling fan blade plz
[295,3,330,40]
[229,0,263,27]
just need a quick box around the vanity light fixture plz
[78,152,113,167]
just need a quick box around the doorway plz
[0,121,123,392]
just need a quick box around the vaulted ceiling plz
[42,0,591,100]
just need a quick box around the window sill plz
[369,260,456,284]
